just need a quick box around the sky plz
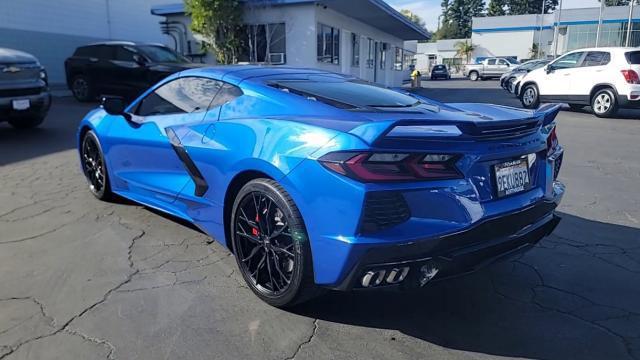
[387,0,603,32]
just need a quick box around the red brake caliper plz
[252,214,260,236]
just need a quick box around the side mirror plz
[101,96,127,116]
[133,54,147,66]
[546,65,555,74]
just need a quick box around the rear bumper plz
[0,91,51,120]
[330,198,561,291]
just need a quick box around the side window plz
[488,59,497,65]
[114,46,137,62]
[135,77,221,117]
[209,83,243,108]
[498,59,509,66]
[93,45,114,60]
[582,52,611,67]
[553,52,584,69]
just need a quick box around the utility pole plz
[553,0,563,58]
[626,0,635,47]
[595,0,605,47]
[538,0,545,59]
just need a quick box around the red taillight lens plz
[319,152,461,182]
[621,70,640,84]
[546,126,558,156]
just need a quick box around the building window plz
[394,47,403,71]
[566,22,640,52]
[317,23,340,64]
[239,23,286,64]
[366,38,374,69]
[403,51,415,70]
[379,43,386,70]
[351,33,360,67]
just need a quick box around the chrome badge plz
[2,66,22,73]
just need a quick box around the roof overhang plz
[151,0,430,41]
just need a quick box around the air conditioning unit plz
[268,53,285,65]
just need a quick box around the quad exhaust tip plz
[360,267,410,288]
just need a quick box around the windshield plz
[137,45,189,63]
[517,60,549,71]
[274,79,419,108]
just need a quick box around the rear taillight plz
[319,152,461,182]
[546,126,558,157]
[621,70,640,84]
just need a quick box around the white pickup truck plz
[463,57,520,81]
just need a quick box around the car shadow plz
[0,97,94,166]
[291,212,640,360]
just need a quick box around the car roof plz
[84,41,167,47]
[565,47,639,53]
[180,66,351,84]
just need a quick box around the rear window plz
[273,79,418,109]
[626,51,640,64]
[434,65,446,70]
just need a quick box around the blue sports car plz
[78,66,565,307]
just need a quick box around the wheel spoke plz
[265,251,278,291]
[236,228,261,245]
[271,245,294,258]
[271,250,292,284]
[241,244,263,263]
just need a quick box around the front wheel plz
[591,89,618,118]
[81,131,112,200]
[520,84,540,109]
[231,179,320,307]
[71,75,95,102]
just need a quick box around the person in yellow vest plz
[411,69,422,88]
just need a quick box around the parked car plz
[78,66,565,307]
[500,59,550,93]
[0,47,51,128]
[430,64,451,80]
[464,57,520,81]
[519,47,640,117]
[65,41,202,102]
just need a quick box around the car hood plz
[0,47,38,64]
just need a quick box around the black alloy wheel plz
[71,75,95,102]
[231,179,319,307]
[81,131,111,200]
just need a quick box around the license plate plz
[494,158,531,198]
[12,99,30,110]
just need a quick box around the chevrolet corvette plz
[78,66,565,307]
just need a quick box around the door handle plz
[89,57,99,63]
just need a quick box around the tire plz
[231,178,321,307]
[591,88,618,118]
[520,84,540,109]
[80,130,112,200]
[469,71,479,81]
[568,104,585,111]
[8,114,45,129]
[71,74,95,102]
[507,78,516,93]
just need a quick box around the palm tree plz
[455,40,475,63]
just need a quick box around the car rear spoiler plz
[348,103,563,146]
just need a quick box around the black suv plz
[65,42,201,102]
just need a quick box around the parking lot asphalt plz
[0,81,639,360]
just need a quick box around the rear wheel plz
[81,131,112,200]
[520,84,540,109]
[591,89,618,118]
[231,179,320,307]
[469,71,479,81]
[8,114,45,129]
[71,75,95,102]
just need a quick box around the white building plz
[151,0,429,87]
[415,5,640,68]
[0,0,171,85]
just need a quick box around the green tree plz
[507,0,558,14]
[529,43,544,58]
[440,0,485,39]
[185,0,244,64]
[600,0,633,5]
[400,9,427,30]
[433,20,461,40]
[488,0,507,16]
[455,40,475,63]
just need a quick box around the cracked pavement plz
[0,89,639,360]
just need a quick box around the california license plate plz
[12,99,30,110]
[494,158,531,198]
